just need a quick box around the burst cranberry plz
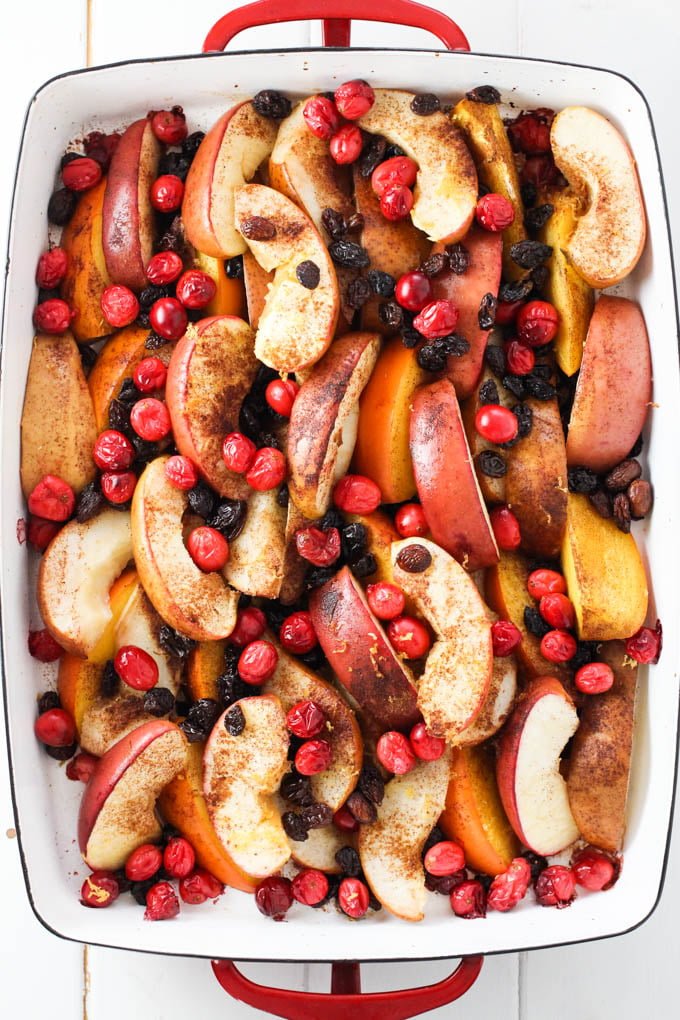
[495,299,523,326]
[338,877,370,918]
[81,871,119,908]
[62,156,102,191]
[179,868,224,904]
[280,612,318,655]
[28,475,75,521]
[245,447,286,491]
[295,738,332,776]
[371,156,418,197]
[130,397,172,441]
[366,582,405,621]
[187,526,229,572]
[302,96,339,139]
[377,730,416,775]
[28,628,63,662]
[330,124,363,165]
[409,722,446,761]
[265,378,299,417]
[540,629,577,663]
[286,699,325,738]
[165,454,199,490]
[387,616,431,659]
[101,284,139,328]
[239,639,278,685]
[93,429,135,471]
[163,837,196,879]
[395,503,428,538]
[146,251,184,285]
[333,474,381,514]
[34,708,76,748]
[487,857,531,912]
[539,592,576,630]
[575,662,615,695]
[292,869,329,906]
[222,432,256,474]
[150,107,187,145]
[101,470,137,504]
[28,515,60,550]
[333,805,359,833]
[413,299,459,339]
[380,185,414,222]
[491,619,522,656]
[230,606,267,647]
[36,247,68,288]
[295,526,341,567]
[625,620,663,664]
[66,752,97,783]
[255,876,293,920]
[125,843,163,882]
[516,300,559,346]
[521,154,560,188]
[475,405,518,444]
[490,506,522,551]
[571,847,618,891]
[505,340,535,375]
[84,130,121,170]
[150,174,184,213]
[133,357,167,394]
[144,881,180,921]
[507,112,552,155]
[425,841,466,877]
[335,79,375,119]
[114,645,159,691]
[450,879,486,918]
[535,865,576,908]
[476,193,515,231]
[149,297,188,341]
[527,568,566,599]
[176,270,217,310]
[34,298,74,334]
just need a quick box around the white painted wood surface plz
[1,1,678,1016]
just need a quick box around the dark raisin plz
[117,378,143,406]
[156,216,186,254]
[368,893,383,912]
[261,600,291,633]
[358,764,385,805]
[417,344,447,373]
[75,481,104,523]
[425,871,467,895]
[479,379,500,405]
[282,811,309,842]
[136,312,151,329]
[478,293,497,330]
[367,269,395,297]
[396,544,432,573]
[300,802,333,829]
[401,328,422,349]
[612,493,632,533]
[219,703,245,737]
[79,344,98,375]
[512,402,533,438]
[37,287,60,304]
[46,742,78,761]
[448,243,471,275]
[522,851,548,884]
[335,846,361,877]
[420,253,449,278]
[241,216,276,241]
[217,672,249,708]
[604,459,641,493]
[520,182,538,208]
[139,285,170,310]
[524,606,551,638]
[276,484,289,508]
[569,642,597,671]
[384,144,405,159]
[299,645,326,671]
[143,687,175,717]
[359,135,387,178]
[60,151,82,170]
[525,203,554,233]
[439,334,470,357]
[187,480,217,518]
[589,489,613,519]
[179,719,207,743]
[47,188,77,226]
[329,240,370,269]
[321,508,344,532]
[499,277,534,303]
[503,374,526,399]
[478,183,491,198]
[476,450,507,478]
[130,434,159,464]
[422,825,446,857]
[485,344,507,377]
[628,479,652,519]
[113,869,133,895]
[207,499,248,541]
[225,256,244,279]
[341,522,367,563]
[378,300,403,329]
[280,771,315,807]
[145,332,167,350]
[530,265,549,291]
[351,553,377,578]
[346,277,372,309]
[346,790,378,824]
[158,625,196,661]
[38,691,61,714]
[305,566,336,591]
[131,879,157,906]
[410,93,440,115]
[531,363,552,381]
[568,467,599,494]
[465,85,501,104]
[523,376,556,401]
[296,260,321,289]
[253,89,292,120]
[186,698,220,732]
[346,212,365,234]
[509,240,553,270]
[158,151,191,180]
[101,660,119,698]
[311,874,341,908]
[108,399,131,433]
[321,207,347,239]
[182,131,205,157]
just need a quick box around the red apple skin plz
[410,379,499,572]
[309,566,420,733]
[431,227,503,398]
[566,296,652,473]
[102,118,161,291]
[182,105,244,258]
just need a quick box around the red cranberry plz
[66,752,97,783]
[146,251,183,286]
[625,620,663,664]
[230,606,267,648]
[36,247,68,288]
[495,299,523,326]
[279,612,318,654]
[28,475,75,521]
[424,840,466,877]
[114,645,159,691]
[101,285,139,328]
[149,297,188,341]
[130,397,172,441]
[163,837,196,879]
[295,738,332,776]
[222,431,257,474]
[475,405,518,444]
[333,806,359,833]
[335,80,375,120]
[134,356,167,393]
[540,629,577,663]
[286,699,325,739]
[571,847,618,891]
[491,620,522,657]
[516,300,559,347]
[413,299,459,339]
[302,96,339,139]
[265,378,299,417]
[535,865,576,908]
[395,503,428,538]
[330,124,363,165]
[81,871,119,908]
[255,876,293,920]
[378,184,413,223]
[84,130,121,170]
[101,470,137,504]
[144,880,180,920]
[539,592,576,630]
[575,662,615,695]
[28,628,63,662]
[179,868,224,904]
[245,447,286,491]
[175,270,217,310]
[387,616,431,659]
[238,640,278,684]
[150,107,187,145]
[28,515,61,550]
[487,857,531,912]
[62,156,102,192]
[476,193,515,231]
[292,869,329,906]
[490,506,522,551]
[333,474,381,514]
[34,708,76,747]
[34,298,74,335]
[366,582,405,621]
[125,843,163,882]
[527,568,566,600]
[371,156,418,197]
[377,730,416,775]
[295,526,341,567]
[450,879,487,918]
[505,340,535,375]
[409,722,446,761]
[187,526,229,572]
[93,430,135,471]
[507,111,553,155]
[165,454,199,490]
[150,174,184,213]
[338,877,370,918]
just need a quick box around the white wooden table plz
[2,2,678,1016]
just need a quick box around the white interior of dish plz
[1,46,678,962]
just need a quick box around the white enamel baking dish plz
[2,0,679,984]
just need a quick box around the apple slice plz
[78,719,187,870]
[242,251,273,330]
[102,118,161,291]
[114,579,182,694]
[165,316,258,500]
[203,695,291,879]
[357,89,477,244]
[550,106,646,288]
[59,178,112,342]
[222,488,286,599]
[288,822,349,875]
[37,509,133,658]
[309,566,420,733]
[455,653,517,748]
[183,101,278,259]
[80,695,153,758]
[233,183,339,373]
[410,379,499,571]
[566,296,652,473]
[496,677,580,856]
[358,753,451,921]
[131,456,238,640]
[279,501,311,606]
[287,331,381,519]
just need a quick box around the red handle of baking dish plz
[202,0,470,51]
[212,956,483,1018]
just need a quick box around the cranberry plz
[295,526,341,567]
[265,378,299,417]
[329,124,363,165]
[239,639,278,685]
[535,865,576,908]
[475,405,519,444]
[144,880,180,920]
[495,299,523,326]
[34,708,76,747]
[338,877,370,918]
[575,662,615,695]
[490,506,522,551]
[540,629,578,663]
[425,841,466,877]
[34,298,74,335]
[125,843,163,882]
[377,730,416,775]
[295,738,332,776]
[571,847,618,891]
[62,156,102,192]
[28,515,60,551]
[366,582,405,621]
[101,470,137,504]
[222,432,257,474]
[279,612,318,655]
[476,193,515,231]
[413,299,459,339]
[27,475,75,521]
[527,568,566,600]
[487,857,531,912]
[507,111,553,155]
[450,879,487,918]
[93,430,135,471]
[333,474,381,514]
[292,868,329,906]
[625,620,663,664]
[380,185,414,222]
[150,107,187,145]
[179,868,224,904]
[409,722,446,761]
[66,752,97,783]
[286,699,325,738]
[395,503,428,538]
[230,606,267,647]
[81,871,119,908]
[100,285,139,328]
[505,340,535,375]
[175,270,217,310]
[491,619,522,657]
[539,593,576,631]
[521,154,561,189]
[371,156,418,197]
[149,297,188,341]
[146,251,184,286]
[165,454,199,490]
[163,837,196,879]
[387,616,431,659]
[130,397,172,441]
[245,447,286,491]
[28,628,63,662]
[335,80,375,119]
[302,96,339,139]
[84,130,121,170]
[187,526,229,572]
[150,174,184,213]
[255,876,293,920]
[36,247,68,288]
[516,300,559,347]
[114,645,159,691]
[134,356,167,393]
[333,805,359,833]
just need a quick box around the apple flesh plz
[79,695,152,758]
[455,652,517,747]
[285,816,349,874]
[222,488,287,599]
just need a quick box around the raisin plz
[253,89,292,120]
[384,144,405,159]
[182,131,205,157]
[378,300,403,329]
[523,375,556,401]
[311,875,341,908]
[158,625,196,661]
[261,599,291,632]
[485,344,507,377]
[531,363,552,381]
[628,479,652,519]
[241,216,276,241]
[79,345,98,375]
[346,277,372,309]
[499,277,534,303]
[368,893,383,912]
[509,240,553,269]
[101,660,119,698]
[187,480,217,518]
[520,182,538,208]
[341,522,367,563]
[321,508,344,532]
[604,459,641,492]
[329,240,370,269]
[207,499,248,540]
[522,851,548,883]
[143,687,175,717]
[439,334,470,357]
[629,434,644,458]
[47,188,77,226]
[139,285,170,310]
[425,871,466,895]
[217,672,249,708]
[530,265,549,291]
[108,399,131,433]
[465,85,501,104]
[568,467,599,494]
[156,216,186,254]
[276,484,289,508]
[46,742,78,761]
[75,481,104,523]
[448,243,471,275]
[118,378,143,406]
[396,544,432,573]
[569,642,597,671]
[159,151,191,180]
[225,256,244,279]
[524,606,551,638]
[358,764,385,805]
[476,450,507,478]
[131,879,157,906]
[296,260,321,289]
[346,212,364,234]
[613,493,632,533]
[417,344,447,373]
[145,332,167,351]
[335,846,361,877]
[503,374,526,399]
[224,704,246,736]
[359,135,388,177]
[280,771,315,807]
[401,328,422,349]
[589,489,613,519]
[130,434,159,464]
[299,645,326,671]
[282,811,308,842]
[411,93,441,115]
[525,203,554,233]
[186,698,220,733]
[305,566,336,590]
[60,151,82,170]
[367,269,395,297]
[420,253,449,278]
[38,691,61,714]
[321,207,347,240]
[346,790,378,824]
[422,826,446,857]
[351,553,377,578]
[136,312,151,329]
[512,402,533,438]
[300,803,333,829]
[479,379,500,405]
[179,719,207,744]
